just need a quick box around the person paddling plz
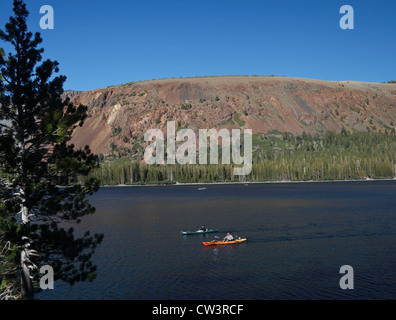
[223,233,234,242]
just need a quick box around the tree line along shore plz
[81,129,396,186]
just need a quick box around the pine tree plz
[0,0,103,300]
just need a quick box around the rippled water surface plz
[38,180,396,300]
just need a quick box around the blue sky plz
[1,0,395,91]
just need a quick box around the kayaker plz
[199,225,207,232]
[223,233,234,242]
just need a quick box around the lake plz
[37,180,396,300]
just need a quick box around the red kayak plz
[202,238,247,246]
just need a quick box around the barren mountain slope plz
[67,76,396,155]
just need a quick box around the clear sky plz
[1,0,395,91]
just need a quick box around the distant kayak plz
[181,229,219,236]
[202,238,247,246]
[198,187,207,191]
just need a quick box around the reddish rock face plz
[67,76,396,155]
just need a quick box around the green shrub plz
[111,126,122,137]
[180,103,192,110]
[234,113,246,126]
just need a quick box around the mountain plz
[67,76,396,155]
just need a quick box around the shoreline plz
[101,177,396,188]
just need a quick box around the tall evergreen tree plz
[0,0,103,300]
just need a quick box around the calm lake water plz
[37,180,396,300]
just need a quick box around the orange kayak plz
[202,238,247,246]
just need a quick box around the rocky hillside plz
[67,76,396,155]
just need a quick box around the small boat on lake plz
[202,238,247,246]
[181,229,219,236]
[198,187,207,191]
